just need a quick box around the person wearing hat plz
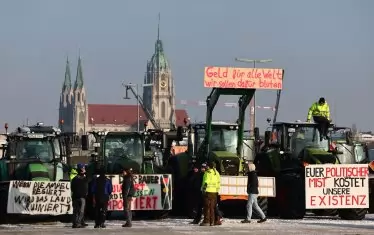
[307,97,331,141]
[71,163,89,228]
[91,167,113,228]
[241,163,267,224]
[200,161,221,226]
[121,168,135,227]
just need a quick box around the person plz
[71,163,89,228]
[70,163,88,227]
[200,161,220,226]
[122,167,135,227]
[190,163,206,224]
[241,163,267,224]
[307,97,331,141]
[91,168,113,228]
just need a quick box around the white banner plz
[103,174,172,211]
[7,181,73,215]
[305,164,369,209]
[220,176,276,198]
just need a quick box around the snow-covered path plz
[0,215,373,235]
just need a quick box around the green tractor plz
[81,129,183,219]
[255,121,368,220]
[0,122,73,223]
[171,88,276,218]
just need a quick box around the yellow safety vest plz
[70,168,78,181]
[201,168,221,193]
[307,102,330,120]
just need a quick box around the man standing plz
[241,163,267,224]
[71,164,88,228]
[122,168,135,228]
[190,163,206,224]
[307,97,331,140]
[91,168,113,228]
[200,161,220,226]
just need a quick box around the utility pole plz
[234,58,272,137]
[122,82,153,132]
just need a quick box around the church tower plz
[143,15,176,130]
[58,58,74,132]
[72,56,88,135]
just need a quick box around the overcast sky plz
[0,0,373,131]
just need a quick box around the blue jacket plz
[91,175,113,200]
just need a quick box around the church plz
[58,26,188,134]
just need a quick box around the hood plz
[209,151,241,175]
[303,148,338,164]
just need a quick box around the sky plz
[0,0,373,132]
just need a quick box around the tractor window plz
[354,145,366,163]
[196,128,237,154]
[15,139,54,162]
[290,127,328,157]
[104,136,143,164]
[53,138,61,159]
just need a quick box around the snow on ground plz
[0,215,373,235]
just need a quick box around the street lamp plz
[234,58,272,136]
[122,82,153,132]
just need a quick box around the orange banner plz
[204,66,284,90]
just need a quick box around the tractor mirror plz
[176,126,184,141]
[81,135,89,150]
[264,131,271,146]
[254,127,260,140]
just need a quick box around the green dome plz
[148,39,169,70]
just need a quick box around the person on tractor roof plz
[307,97,331,141]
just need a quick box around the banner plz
[204,66,284,89]
[104,174,172,211]
[305,164,369,209]
[7,181,73,215]
[220,176,276,199]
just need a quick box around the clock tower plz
[142,15,176,130]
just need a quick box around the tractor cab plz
[0,122,71,181]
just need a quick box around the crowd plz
[69,160,267,228]
[70,163,134,228]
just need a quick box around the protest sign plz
[105,174,172,211]
[204,66,284,90]
[7,181,72,215]
[305,164,369,209]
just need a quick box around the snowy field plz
[0,215,373,235]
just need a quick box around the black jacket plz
[122,175,135,198]
[190,171,204,194]
[71,174,88,199]
[247,171,259,194]
[91,175,113,202]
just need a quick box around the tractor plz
[255,121,369,220]
[81,128,184,219]
[171,88,276,218]
[0,122,73,223]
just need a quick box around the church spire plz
[157,13,160,41]
[62,57,71,91]
[74,55,84,90]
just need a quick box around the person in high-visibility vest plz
[200,161,221,226]
[307,97,331,141]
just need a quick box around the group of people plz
[189,161,267,226]
[70,164,135,228]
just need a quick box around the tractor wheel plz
[252,197,268,219]
[278,173,305,219]
[338,209,367,220]
[58,214,72,223]
[312,209,338,217]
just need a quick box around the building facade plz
[58,28,188,134]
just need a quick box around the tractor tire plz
[278,172,305,219]
[338,209,367,220]
[312,209,338,217]
[252,197,268,219]
[58,214,72,223]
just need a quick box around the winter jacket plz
[122,175,135,198]
[71,174,88,199]
[91,175,113,202]
[247,171,259,194]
